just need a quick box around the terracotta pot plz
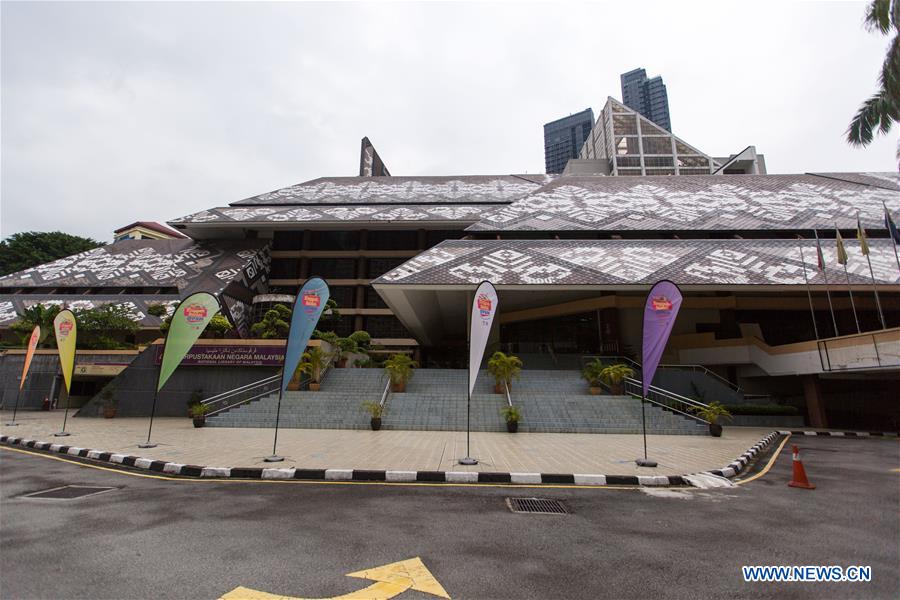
[103,407,117,419]
[708,423,723,437]
[506,421,518,433]
[494,383,504,394]
[609,383,625,395]
[309,382,321,392]
[338,359,347,368]
[391,382,406,393]
[370,417,382,431]
[589,387,602,396]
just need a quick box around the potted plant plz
[190,403,209,428]
[362,400,384,431]
[298,346,328,391]
[487,351,523,394]
[692,401,733,437]
[599,363,634,395]
[101,387,117,419]
[581,358,606,395]
[383,353,417,392]
[500,405,521,433]
[187,388,203,417]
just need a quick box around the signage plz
[468,281,498,396]
[154,344,284,366]
[641,280,683,398]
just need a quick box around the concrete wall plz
[76,345,279,417]
[0,354,60,410]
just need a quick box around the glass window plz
[309,258,357,279]
[645,156,674,167]
[675,140,701,155]
[365,316,409,338]
[269,258,299,279]
[272,231,303,251]
[365,288,388,308]
[329,286,356,308]
[641,137,673,154]
[645,168,676,176]
[616,156,642,168]
[613,114,638,135]
[677,156,711,168]
[309,231,359,251]
[367,257,406,278]
[368,230,418,250]
[615,136,641,155]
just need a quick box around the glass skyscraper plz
[543,108,594,174]
[620,68,671,132]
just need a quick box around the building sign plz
[154,344,284,367]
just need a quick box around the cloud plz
[2,1,897,241]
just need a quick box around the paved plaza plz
[0,411,774,476]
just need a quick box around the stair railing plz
[657,363,743,394]
[623,376,709,424]
[378,376,391,410]
[503,380,513,407]
[202,374,283,417]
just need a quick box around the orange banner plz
[21,326,40,390]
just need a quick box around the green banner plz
[158,292,221,392]
[53,309,78,394]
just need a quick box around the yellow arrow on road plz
[220,557,451,600]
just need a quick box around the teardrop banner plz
[6,325,40,426]
[141,292,222,448]
[53,310,78,437]
[267,276,330,462]
[461,280,499,465]
[638,280,684,467]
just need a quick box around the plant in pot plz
[599,363,634,395]
[298,346,328,391]
[100,387,117,418]
[383,353,417,392]
[190,402,209,428]
[362,400,384,431]
[692,401,733,437]
[487,351,523,394]
[334,336,359,368]
[581,358,606,395]
[500,405,522,433]
[187,388,203,417]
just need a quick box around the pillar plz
[802,375,828,428]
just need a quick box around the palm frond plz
[864,0,892,34]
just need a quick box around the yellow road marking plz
[734,434,791,485]
[890,468,900,473]
[220,557,450,600]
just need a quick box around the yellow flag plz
[856,215,870,256]
[53,309,77,394]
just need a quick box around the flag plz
[814,233,825,270]
[281,277,330,393]
[835,229,848,265]
[856,215,870,256]
[641,280,683,398]
[20,326,41,390]
[158,292,221,391]
[885,204,900,244]
[469,281,499,396]
[53,309,77,394]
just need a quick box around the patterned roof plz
[466,174,900,232]
[0,239,269,292]
[170,204,490,226]
[373,238,900,287]
[231,175,550,206]
[0,295,180,327]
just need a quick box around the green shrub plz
[147,303,168,317]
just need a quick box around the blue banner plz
[281,277,330,392]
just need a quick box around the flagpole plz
[460,290,477,466]
[856,212,887,330]
[864,251,887,329]
[814,230,839,337]
[836,224,862,334]
[799,245,820,340]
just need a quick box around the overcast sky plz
[2,1,898,242]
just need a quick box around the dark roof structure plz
[113,221,188,238]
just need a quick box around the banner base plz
[635,458,658,467]
[264,455,285,463]
[458,457,478,465]
[138,443,157,449]
[53,432,71,437]
[4,422,19,427]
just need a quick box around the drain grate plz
[22,486,117,500]
[506,497,568,515]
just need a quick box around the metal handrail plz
[503,380,512,407]
[203,375,283,417]
[378,377,391,409]
[203,374,280,405]
[582,355,742,394]
[624,376,710,424]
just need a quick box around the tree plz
[0,231,104,276]
[73,304,140,349]
[250,304,292,339]
[11,303,61,347]
[160,312,233,338]
[846,0,899,148]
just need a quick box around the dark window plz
[425,230,463,247]
[367,258,406,278]
[309,258,357,279]
[309,231,359,251]
[365,316,409,338]
[368,230,417,250]
[272,231,303,251]
[269,259,299,279]
[328,286,356,308]
[365,288,388,309]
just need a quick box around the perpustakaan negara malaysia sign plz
[153,344,284,367]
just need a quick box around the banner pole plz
[641,396,648,461]
[842,262,861,334]
[139,388,159,448]
[864,252,887,330]
[459,328,477,465]
[6,387,21,426]
[266,382,285,462]
[54,379,72,437]
[799,246,820,340]
[814,230,839,337]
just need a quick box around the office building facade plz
[621,68,671,132]
[543,108,594,174]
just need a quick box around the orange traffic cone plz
[788,444,816,489]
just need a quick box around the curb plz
[1,431,783,488]
[777,430,898,437]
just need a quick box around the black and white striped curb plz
[777,430,898,437]
[1,431,780,487]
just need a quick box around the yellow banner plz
[21,326,40,390]
[54,310,78,394]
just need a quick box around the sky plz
[2,1,898,242]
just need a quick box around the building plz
[573,98,765,176]
[113,221,187,242]
[620,68,671,131]
[0,142,897,430]
[543,108,594,174]
[359,137,391,177]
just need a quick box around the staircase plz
[207,368,705,434]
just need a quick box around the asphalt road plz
[1,435,898,600]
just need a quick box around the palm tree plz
[846,0,899,149]
[11,303,61,346]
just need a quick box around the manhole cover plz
[506,497,568,515]
[22,486,117,500]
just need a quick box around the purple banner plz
[154,344,284,367]
[641,280,683,398]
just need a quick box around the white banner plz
[468,281,499,396]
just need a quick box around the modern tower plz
[543,108,594,174]
[620,68,671,132]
